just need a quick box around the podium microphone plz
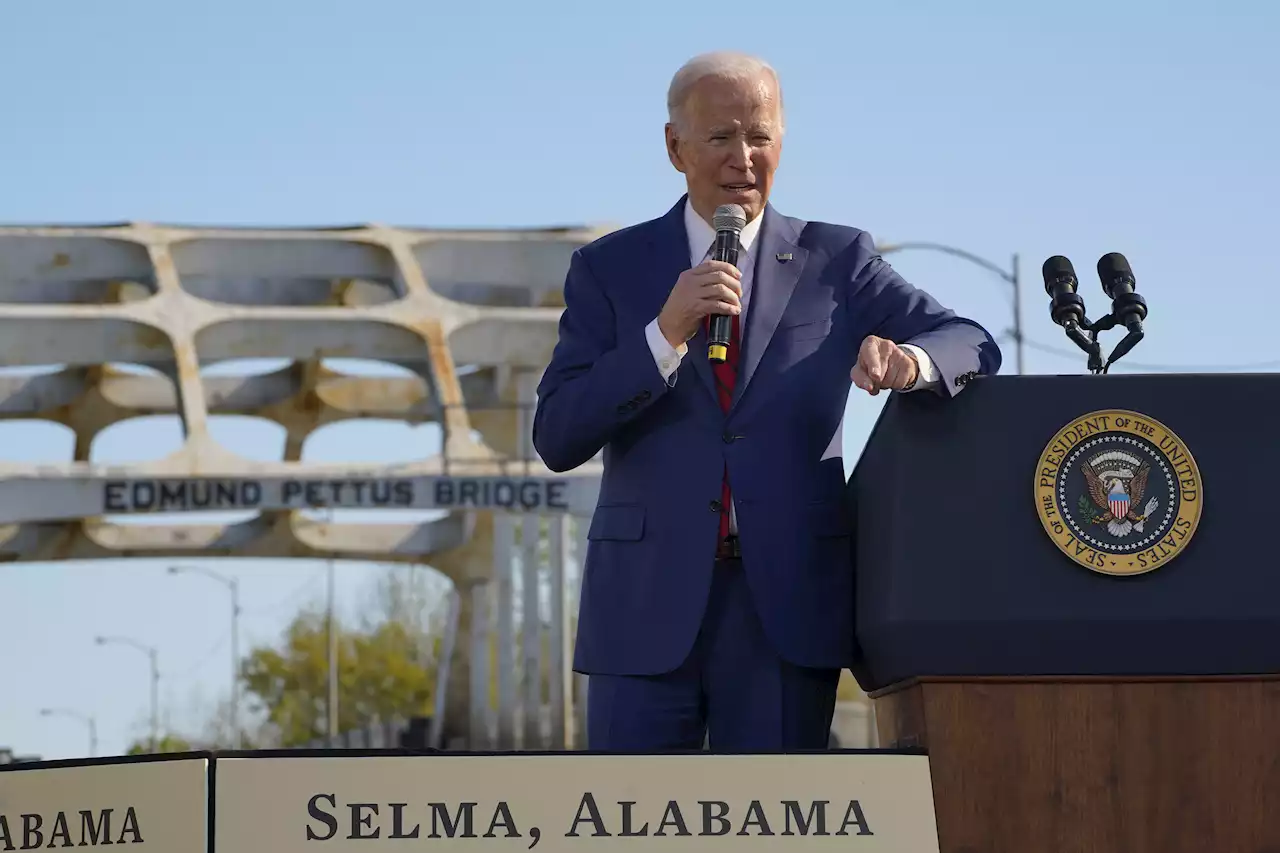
[1096,252,1147,370]
[708,204,746,364]
[1042,255,1104,373]
[1042,255,1086,330]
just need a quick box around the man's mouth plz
[723,183,756,192]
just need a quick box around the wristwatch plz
[900,349,919,392]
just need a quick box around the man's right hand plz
[656,261,743,348]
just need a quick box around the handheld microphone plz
[1096,252,1147,369]
[707,204,746,364]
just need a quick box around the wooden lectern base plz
[870,676,1280,852]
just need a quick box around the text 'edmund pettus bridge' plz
[0,474,601,525]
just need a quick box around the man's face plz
[665,73,783,224]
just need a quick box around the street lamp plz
[325,509,339,747]
[94,635,159,751]
[168,565,241,749]
[39,707,97,757]
[874,241,1024,375]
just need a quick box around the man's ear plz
[665,123,685,173]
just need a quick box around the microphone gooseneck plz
[708,204,746,364]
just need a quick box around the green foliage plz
[126,733,194,755]
[239,606,439,748]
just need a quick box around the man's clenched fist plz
[851,335,919,396]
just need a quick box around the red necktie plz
[708,312,740,539]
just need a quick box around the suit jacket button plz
[639,389,652,401]
[709,499,723,512]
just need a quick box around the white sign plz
[215,753,940,852]
[0,756,207,853]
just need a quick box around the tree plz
[239,605,440,748]
[126,733,194,755]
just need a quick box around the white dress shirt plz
[642,199,939,534]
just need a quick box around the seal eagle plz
[1082,450,1159,537]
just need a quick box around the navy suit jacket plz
[534,196,1002,677]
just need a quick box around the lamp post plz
[326,507,339,746]
[168,565,241,748]
[874,241,1024,375]
[327,555,338,745]
[94,635,159,751]
[39,707,97,757]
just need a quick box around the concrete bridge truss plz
[0,220,614,749]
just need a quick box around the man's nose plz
[728,140,752,169]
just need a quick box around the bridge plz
[0,221,875,752]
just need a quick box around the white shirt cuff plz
[900,343,939,391]
[645,318,686,385]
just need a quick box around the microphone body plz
[708,204,747,364]
[1096,252,1147,334]
[1041,254,1104,373]
[1041,255,1086,330]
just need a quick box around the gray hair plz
[666,51,784,134]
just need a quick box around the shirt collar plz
[684,197,763,263]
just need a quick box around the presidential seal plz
[1035,409,1203,576]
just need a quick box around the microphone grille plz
[1041,255,1077,282]
[1097,252,1133,282]
[713,204,747,232]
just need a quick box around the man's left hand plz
[851,336,918,396]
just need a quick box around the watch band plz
[900,349,919,392]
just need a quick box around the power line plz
[1021,337,1280,372]
[239,570,326,615]
[164,631,230,681]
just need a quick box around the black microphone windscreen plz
[1097,252,1134,284]
[1042,255,1077,284]
[713,204,747,232]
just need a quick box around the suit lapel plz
[732,205,807,410]
[648,197,719,404]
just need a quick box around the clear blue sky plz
[2,0,1277,759]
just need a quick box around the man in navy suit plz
[533,51,1002,752]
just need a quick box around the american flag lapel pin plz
[776,252,793,262]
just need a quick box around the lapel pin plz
[776,252,793,262]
